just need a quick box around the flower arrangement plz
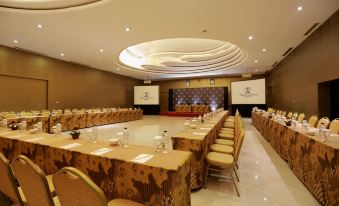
[9,123,19,130]
[70,128,81,139]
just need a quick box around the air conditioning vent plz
[282,47,293,57]
[304,23,319,36]
[242,73,252,78]
[69,61,89,67]
[13,47,47,56]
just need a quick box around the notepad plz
[130,154,154,164]
[193,132,207,135]
[205,124,214,127]
[90,148,113,156]
[199,127,211,130]
[26,137,45,142]
[330,134,339,137]
[60,143,82,149]
[9,134,26,139]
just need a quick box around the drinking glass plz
[154,136,162,152]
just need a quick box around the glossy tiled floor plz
[64,116,320,206]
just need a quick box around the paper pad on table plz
[60,143,82,149]
[26,137,45,142]
[9,134,26,139]
[130,154,154,163]
[90,148,113,156]
[199,127,211,130]
[193,132,207,135]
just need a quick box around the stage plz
[159,111,206,117]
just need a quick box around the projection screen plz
[134,85,160,105]
[231,79,266,104]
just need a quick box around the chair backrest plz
[234,128,245,161]
[11,155,55,206]
[287,112,293,118]
[5,114,17,119]
[329,118,339,134]
[292,112,298,120]
[297,113,305,123]
[308,115,318,127]
[282,111,286,116]
[53,167,107,206]
[0,153,24,206]
[317,117,330,128]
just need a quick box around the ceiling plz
[0,0,338,80]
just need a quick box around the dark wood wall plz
[267,10,339,118]
[0,45,141,112]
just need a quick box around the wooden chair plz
[308,115,318,127]
[317,117,330,128]
[329,118,339,134]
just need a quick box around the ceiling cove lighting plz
[297,6,303,11]
[13,40,18,43]
[248,36,253,40]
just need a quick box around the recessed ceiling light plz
[262,48,267,52]
[264,197,268,201]
[13,40,18,43]
[254,60,258,63]
[99,49,104,52]
[116,68,120,71]
[60,53,64,56]
[248,36,253,40]
[125,27,131,32]
[297,6,303,11]
[37,24,43,28]
[255,69,259,72]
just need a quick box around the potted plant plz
[70,128,81,139]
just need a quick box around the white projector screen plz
[134,85,160,105]
[231,79,266,104]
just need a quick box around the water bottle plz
[92,126,98,143]
[123,128,129,147]
[37,122,43,133]
[2,119,7,128]
[162,130,169,153]
[56,123,62,136]
[319,123,326,142]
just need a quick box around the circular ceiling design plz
[0,0,103,10]
[118,38,247,75]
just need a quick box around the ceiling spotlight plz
[262,48,267,52]
[297,6,303,11]
[255,69,259,72]
[60,53,64,56]
[125,27,131,32]
[248,36,253,40]
[254,60,258,63]
[99,49,104,52]
[116,68,120,71]
[13,40,18,43]
[37,24,43,28]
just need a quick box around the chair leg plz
[233,167,239,182]
[235,160,239,169]
[204,165,210,189]
[230,170,240,197]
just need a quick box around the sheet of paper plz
[8,134,26,139]
[90,148,113,156]
[199,127,211,130]
[60,143,82,149]
[26,137,45,142]
[130,154,154,163]
[330,134,339,137]
[193,132,207,135]
[205,124,214,127]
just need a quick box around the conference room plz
[0,1,338,206]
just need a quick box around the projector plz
[144,80,152,84]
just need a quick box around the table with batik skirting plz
[251,112,339,206]
[171,111,228,190]
[0,129,192,206]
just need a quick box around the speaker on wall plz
[223,87,228,110]
[168,89,174,111]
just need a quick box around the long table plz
[174,105,209,113]
[171,111,228,190]
[5,109,143,133]
[252,111,339,206]
[0,129,192,206]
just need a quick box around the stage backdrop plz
[170,87,227,111]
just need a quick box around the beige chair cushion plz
[226,118,235,122]
[215,139,234,146]
[108,199,144,206]
[211,144,233,154]
[219,133,234,140]
[220,129,234,134]
[221,127,234,131]
[329,118,339,134]
[223,123,234,128]
[206,152,234,167]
